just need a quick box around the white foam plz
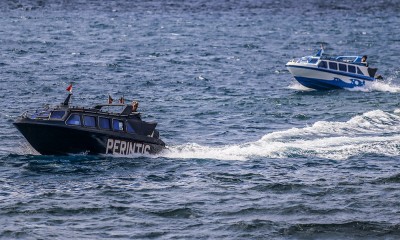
[346,79,400,93]
[367,80,400,93]
[161,110,400,161]
[2,142,40,156]
[287,82,314,91]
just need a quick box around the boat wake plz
[287,82,314,91]
[365,79,400,93]
[162,109,400,160]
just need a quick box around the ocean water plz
[1,0,400,239]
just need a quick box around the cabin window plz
[113,119,124,131]
[83,115,96,128]
[318,61,327,68]
[357,67,364,75]
[99,117,111,130]
[126,122,136,134]
[37,110,51,119]
[339,63,347,72]
[348,65,356,73]
[309,58,318,64]
[50,110,66,119]
[66,114,81,126]
[328,62,338,70]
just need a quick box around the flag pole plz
[63,84,73,106]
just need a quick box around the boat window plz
[83,115,96,128]
[328,62,338,70]
[50,110,66,120]
[318,61,327,68]
[357,67,364,75]
[37,110,51,119]
[308,58,318,64]
[339,63,347,72]
[99,117,111,130]
[113,119,124,131]
[66,114,81,126]
[348,65,356,73]
[126,122,136,134]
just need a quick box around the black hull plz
[14,120,165,155]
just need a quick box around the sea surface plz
[1,0,400,239]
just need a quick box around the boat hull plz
[286,65,375,90]
[14,119,165,155]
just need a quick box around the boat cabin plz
[295,55,378,78]
[24,104,157,138]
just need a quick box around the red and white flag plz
[66,84,72,93]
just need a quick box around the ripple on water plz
[1,0,400,239]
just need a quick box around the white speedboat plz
[286,49,382,90]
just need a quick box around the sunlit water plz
[1,0,400,239]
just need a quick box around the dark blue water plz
[1,0,400,239]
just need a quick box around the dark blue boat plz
[14,94,165,155]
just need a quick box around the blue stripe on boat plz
[294,76,367,90]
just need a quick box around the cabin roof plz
[94,103,126,109]
[66,105,140,118]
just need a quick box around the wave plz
[282,221,400,237]
[162,109,400,160]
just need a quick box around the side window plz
[318,61,327,68]
[126,122,136,134]
[113,119,124,131]
[328,62,338,70]
[37,111,50,118]
[83,115,96,128]
[348,65,356,73]
[339,63,347,72]
[309,58,318,64]
[66,114,81,126]
[50,110,66,120]
[357,67,364,75]
[99,117,111,130]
